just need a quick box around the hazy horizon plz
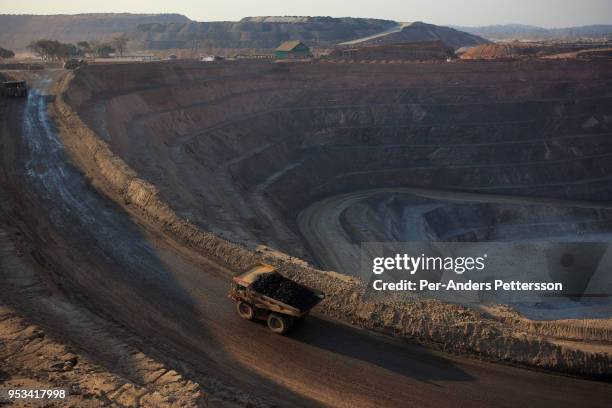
[0,0,610,28]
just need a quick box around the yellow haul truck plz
[2,81,28,97]
[228,264,325,334]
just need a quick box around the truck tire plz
[236,301,255,320]
[267,313,294,335]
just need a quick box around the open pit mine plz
[1,56,612,407]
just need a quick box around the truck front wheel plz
[267,313,294,334]
[236,301,255,320]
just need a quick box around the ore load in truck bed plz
[251,272,321,310]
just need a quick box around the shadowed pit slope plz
[64,59,612,257]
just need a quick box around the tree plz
[95,43,115,58]
[85,40,99,57]
[28,40,56,60]
[27,39,78,61]
[56,43,79,60]
[0,47,15,59]
[111,35,128,57]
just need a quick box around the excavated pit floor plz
[298,187,612,319]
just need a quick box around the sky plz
[0,0,610,28]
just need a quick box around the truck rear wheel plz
[236,301,255,320]
[267,313,293,334]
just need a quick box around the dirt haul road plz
[1,70,611,407]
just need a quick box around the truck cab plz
[64,59,87,70]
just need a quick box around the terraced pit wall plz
[53,60,612,376]
[425,204,612,241]
[63,61,612,258]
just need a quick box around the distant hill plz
[349,21,489,50]
[0,13,488,54]
[135,16,398,50]
[0,13,190,51]
[452,24,612,41]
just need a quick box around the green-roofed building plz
[275,41,311,59]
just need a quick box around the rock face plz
[0,13,190,51]
[355,22,489,49]
[63,60,612,258]
[424,204,612,242]
[135,17,397,50]
[329,41,455,61]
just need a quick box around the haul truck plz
[64,59,87,70]
[2,81,28,97]
[228,264,325,334]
